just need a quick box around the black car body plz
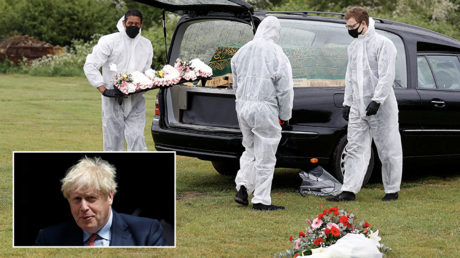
[141,0,460,184]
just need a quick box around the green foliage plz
[0,58,19,74]
[1,0,123,46]
[142,14,179,70]
[23,34,102,77]
[125,0,164,28]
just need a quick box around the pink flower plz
[327,223,339,230]
[295,238,300,249]
[176,58,181,62]
[311,218,323,229]
[122,81,127,88]
[306,219,312,225]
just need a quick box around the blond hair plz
[61,156,117,199]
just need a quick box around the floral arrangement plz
[112,72,134,94]
[111,58,213,94]
[275,206,392,258]
[145,65,181,87]
[174,58,213,81]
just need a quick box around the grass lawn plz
[1,74,460,257]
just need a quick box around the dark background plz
[13,152,175,246]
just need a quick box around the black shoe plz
[234,185,248,206]
[326,191,356,202]
[252,203,285,211]
[382,192,398,201]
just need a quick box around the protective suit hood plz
[116,16,142,39]
[254,16,281,43]
[359,17,375,39]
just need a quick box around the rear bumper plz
[152,117,344,168]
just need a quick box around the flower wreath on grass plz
[275,206,392,258]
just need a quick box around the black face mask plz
[125,25,140,38]
[348,22,364,38]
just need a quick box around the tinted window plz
[417,56,436,89]
[277,19,407,88]
[427,56,460,90]
[177,20,253,87]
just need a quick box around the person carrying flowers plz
[84,9,153,151]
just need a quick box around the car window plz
[177,20,253,87]
[277,19,407,89]
[417,56,436,89]
[427,55,460,90]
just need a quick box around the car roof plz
[255,11,460,50]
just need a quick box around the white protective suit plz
[84,16,153,151]
[342,18,402,194]
[232,16,294,205]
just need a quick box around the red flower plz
[333,211,340,215]
[328,207,338,212]
[363,222,370,228]
[339,216,350,227]
[289,235,293,241]
[331,226,341,237]
[294,254,299,258]
[318,213,324,220]
[323,209,329,214]
[363,229,369,234]
[320,204,322,207]
[299,231,306,237]
[313,238,324,245]
[324,228,330,235]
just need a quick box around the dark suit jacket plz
[34,210,169,246]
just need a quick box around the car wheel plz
[211,161,240,176]
[330,135,374,187]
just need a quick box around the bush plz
[142,13,178,70]
[24,34,102,77]
[1,0,123,46]
[0,58,19,74]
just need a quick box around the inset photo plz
[13,152,175,248]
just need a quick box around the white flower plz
[311,246,326,254]
[145,69,156,79]
[131,71,151,85]
[128,83,136,93]
[368,229,381,246]
[190,58,213,77]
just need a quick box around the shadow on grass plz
[366,162,460,189]
[177,156,460,195]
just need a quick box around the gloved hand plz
[366,101,380,116]
[279,119,292,131]
[102,87,124,98]
[342,106,351,121]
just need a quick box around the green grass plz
[1,74,460,257]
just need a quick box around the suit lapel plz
[63,220,84,246]
[110,210,132,246]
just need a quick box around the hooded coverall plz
[342,18,402,194]
[232,16,294,205]
[84,16,153,151]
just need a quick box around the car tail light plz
[155,93,160,115]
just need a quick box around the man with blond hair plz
[34,156,169,246]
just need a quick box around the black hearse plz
[139,0,460,185]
